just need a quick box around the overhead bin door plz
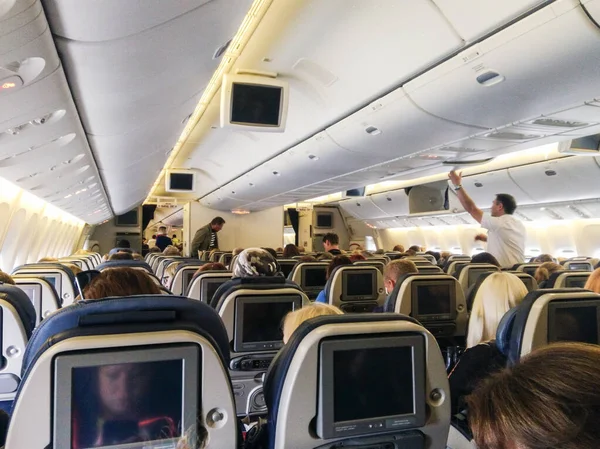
[405,2,600,129]
[338,198,387,220]
[431,0,547,42]
[455,169,535,208]
[371,190,410,217]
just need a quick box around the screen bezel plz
[53,344,200,449]
[563,275,589,288]
[410,280,456,321]
[314,211,334,229]
[233,295,302,352]
[200,277,230,304]
[21,271,62,298]
[300,265,328,290]
[547,300,600,344]
[341,270,378,302]
[568,263,591,271]
[165,170,196,193]
[318,334,426,440]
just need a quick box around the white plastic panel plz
[338,198,387,220]
[582,0,600,23]
[406,2,600,129]
[371,189,410,217]
[459,169,535,207]
[508,156,600,203]
[432,0,546,42]
[327,88,487,162]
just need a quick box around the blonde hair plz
[0,270,15,285]
[584,267,600,293]
[165,261,182,278]
[38,257,58,262]
[62,263,82,276]
[534,262,563,283]
[163,245,181,256]
[283,303,343,343]
[467,272,528,348]
[383,259,418,283]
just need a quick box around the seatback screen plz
[468,268,494,287]
[333,346,414,422]
[279,262,296,278]
[202,279,228,304]
[569,263,590,271]
[302,267,327,289]
[343,272,375,301]
[242,301,295,344]
[549,302,599,344]
[565,277,588,288]
[71,360,183,448]
[415,284,452,317]
[182,271,195,293]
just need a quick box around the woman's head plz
[467,272,528,348]
[196,262,227,274]
[232,248,278,278]
[468,343,600,449]
[534,253,555,263]
[283,303,343,343]
[163,245,180,256]
[534,262,563,283]
[326,255,353,280]
[392,244,405,253]
[584,267,600,293]
[282,244,300,258]
[84,268,161,299]
[0,270,15,285]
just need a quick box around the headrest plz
[465,271,495,310]
[210,276,301,309]
[108,247,134,255]
[495,307,519,357]
[22,295,230,376]
[264,313,420,432]
[12,263,76,285]
[96,260,153,273]
[0,284,36,338]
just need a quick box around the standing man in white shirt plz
[448,170,526,268]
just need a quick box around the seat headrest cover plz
[13,263,76,286]
[96,260,153,272]
[495,307,518,357]
[210,277,301,309]
[22,295,230,375]
[264,313,421,438]
[108,247,134,255]
[0,284,36,338]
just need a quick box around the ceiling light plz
[0,75,23,94]
[231,209,250,215]
[63,194,72,199]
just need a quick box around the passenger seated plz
[449,272,528,414]
[315,255,352,303]
[383,259,419,295]
[534,262,563,287]
[584,268,600,293]
[233,248,278,278]
[282,303,343,343]
[0,270,15,285]
[148,246,161,254]
[83,268,162,299]
[471,252,500,267]
[195,262,227,275]
[38,257,59,262]
[349,253,366,262]
[162,245,180,256]
[467,343,600,449]
[162,262,182,288]
[282,244,300,258]
[392,244,405,252]
[132,253,144,261]
[298,255,317,262]
[534,253,555,263]
[109,252,134,261]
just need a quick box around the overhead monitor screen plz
[302,267,327,289]
[315,212,333,228]
[549,303,599,344]
[71,360,183,448]
[114,209,139,227]
[169,173,194,191]
[415,284,452,317]
[231,83,283,126]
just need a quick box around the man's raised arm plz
[448,170,483,223]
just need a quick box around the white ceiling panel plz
[431,0,546,42]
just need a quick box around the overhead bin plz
[450,169,535,208]
[338,197,387,220]
[327,87,488,163]
[581,0,600,24]
[405,1,600,130]
[371,189,410,217]
[431,0,546,42]
[508,156,600,203]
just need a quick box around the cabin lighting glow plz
[1,82,16,89]
[231,209,250,215]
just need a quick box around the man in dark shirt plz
[322,233,342,255]
[191,217,226,258]
[155,226,172,251]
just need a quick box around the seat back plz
[443,255,471,272]
[96,260,153,273]
[276,259,298,278]
[264,314,450,449]
[550,271,591,289]
[186,271,233,303]
[563,260,593,271]
[170,263,204,296]
[13,277,61,323]
[156,256,183,280]
[0,284,36,409]
[496,289,600,364]
[11,264,76,306]
[446,260,469,277]
[457,263,500,292]
[325,266,386,313]
[209,251,225,262]
[150,255,169,272]
[218,252,233,268]
[353,260,385,274]
[216,279,309,416]
[515,263,542,277]
[288,262,329,300]
[506,271,538,292]
[418,265,443,274]
[59,257,90,271]
[7,295,237,449]
[390,274,468,339]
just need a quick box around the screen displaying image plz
[333,346,414,423]
[43,276,57,287]
[71,360,183,448]
[279,263,296,278]
[551,306,598,344]
[569,263,589,271]
[204,279,227,303]
[242,301,295,343]
[415,284,451,316]
[346,273,373,297]
[303,268,327,288]
[565,277,587,288]
[231,83,282,126]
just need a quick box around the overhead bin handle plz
[476,71,506,87]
